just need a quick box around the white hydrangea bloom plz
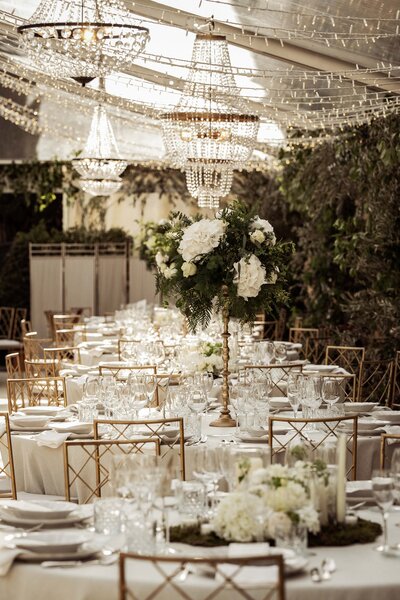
[234,254,266,299]
[212,492,265,542]
[178,219,226,263]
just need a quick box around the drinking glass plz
[390,448,400,508]
[176,481,205,518]
[192,447,222,515]
[287,373,301,418]
[188,388,208,414]
[322,378,340,414]
[274,343,287,364]
[372,468,394,552]
[94,498,123,535]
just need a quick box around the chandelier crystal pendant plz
[17,0,150,85]
[77,177,123,197]
[185,159,234,210]
[161,31,259,207]
[72,104,128,179]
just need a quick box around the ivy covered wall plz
[278,114,400,355]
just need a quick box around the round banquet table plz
[1,508,400,600]
[4,415,395,501]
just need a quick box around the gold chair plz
[360,359,393,406]
[380,433,400,469]
[24,358,58,378]
[305,335,335,365]
[23,332,53,360]
[5,352,23,379]
[64,438,160,504]
[11,308,27,340]
[0,413,16,499]
[269,415,358,479]
[244,363,304,396]
[325,345,365,401]
[252,320,279,341]
[44,346,82,365]
[94,417,186,480]
[0,306,15,338]
[390,351,400,408]
[288,328,319,360]
[7,377,67,413]
[119,552,286,600]
[55,328,76,347]
[118,339,139,361]
[99,364,157,378]
[21,318,31,338]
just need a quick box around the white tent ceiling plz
[0,0,398,163]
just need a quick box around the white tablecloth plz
[1,508,400,600]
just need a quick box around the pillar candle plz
[336,434,346,523]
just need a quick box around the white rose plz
[251,217,276,246]
[234,254,266,300]
[249,229,266,244]
[155,252,167,267]
[178,219,226,263]
[181,262,197,277]
[163,263,177,279]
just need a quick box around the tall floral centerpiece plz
[155,200,294,426]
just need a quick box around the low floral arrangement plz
[213,463,320,543]
[153,200,294,330]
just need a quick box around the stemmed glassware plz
[192,447,222,516]
[372,468,394,552]
[322,378,340,415]
[287,372,301,418]
[390,448,400,510]
[274,343,287,364]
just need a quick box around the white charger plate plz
[0,506,92,527]
[2,500,77,520]
[5,531,92,554]
[10,415,49,428]
[344,402,379,414]
[51,421,93,434]
[20,406,62,417]
[17,545,100,563]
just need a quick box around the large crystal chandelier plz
[17,0,150,85]
[161,31,259,208]
[72,104,128,179]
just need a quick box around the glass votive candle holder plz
[176,481,205,518]
[94,498,123,535]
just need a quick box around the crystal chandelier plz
[161,31,259,207]
[77,177,123,196]
[17,0,150,85]
[185,159,233,210]
[72,104,128,179]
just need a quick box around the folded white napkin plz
[36,430,71,448]
[382,425,400,441]
[0,533,22,576]
[228,543,270,557]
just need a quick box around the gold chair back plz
[288,328,319,360]
[269,415,358,479]
[380,433,400,469]
[44,346,82,365]
[252,320,278,341]
[0,307,15,339]
[5,352,23,379]
[21,318,31,338]
[325,345,365,400]
[23,332,53,360]
[244,363,304,396]
[25,358,58,378]
[119,552,286,600]
[0,413,16,499]
[7,377,67,413]
[98,364,157,378]
[53,314,82,331]
[55,328,76,347]
[64,438,160,504]
[94,417,186,480]
[11,308,27,340]
[360,359,393,406]
[390,351,400,408]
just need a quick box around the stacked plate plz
[237,425,290,443]
[9,414,50,432]
[344,402,379,414]
[5,530,98,562]
[339,417,387,435]
[0,500,92,528]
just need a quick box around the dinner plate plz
[9,415,49,428]
[303,364,338,373]
[343,402,379,414]
[269,398,291,410]
[373,411,400,423]
[0,506,92,527]
[20,406,63,416]
[2,500,77,520]
[5,531,92,554]
[17,544,100,563]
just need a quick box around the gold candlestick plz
[210,285,236,427]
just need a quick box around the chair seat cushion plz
[0,339,22,350]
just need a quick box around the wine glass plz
[287,377,301,419]
[390,448,400,509]
[322,378,340,414]
[192,447,222,515]
[274,343,287,364]
[188,387,208,414]
[372,468,394,552]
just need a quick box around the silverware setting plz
[310,558,336,583]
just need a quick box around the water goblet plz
[274,343,287,364]
[372,468,394,552]
[322,378,340,415]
